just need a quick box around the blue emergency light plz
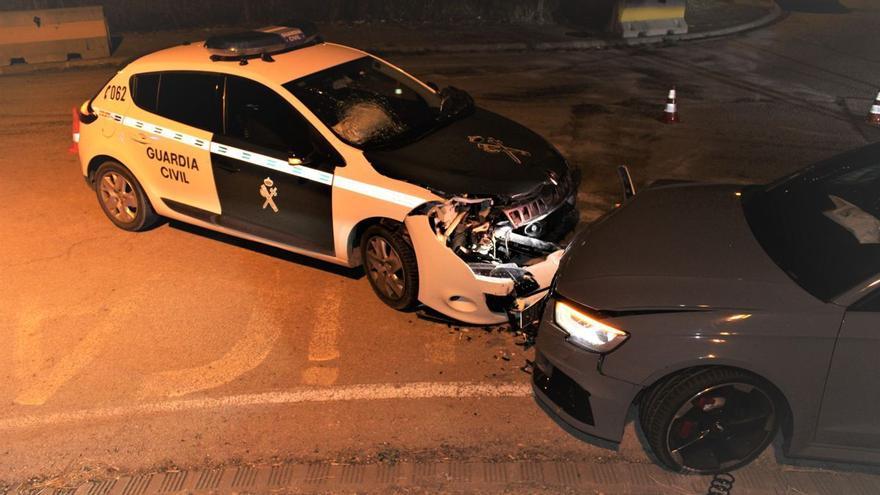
[205,20,321,62]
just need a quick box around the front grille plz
[533,355,594,426]
[502,180,570,228]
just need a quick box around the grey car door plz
[815,289,880,448]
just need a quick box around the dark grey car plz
[533,143,880,474]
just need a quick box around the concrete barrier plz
[614,0,688,38]
[0,6,110,66]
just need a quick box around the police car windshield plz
[284,57,446,149]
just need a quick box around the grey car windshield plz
[284,57,442,148]
[744,148,880,302]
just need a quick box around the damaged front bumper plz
[404,196,574,326]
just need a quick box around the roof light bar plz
[204,20,321,62]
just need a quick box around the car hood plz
[364,108,569,198]
[555,184,821,312]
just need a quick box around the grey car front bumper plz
[532,318,642,443]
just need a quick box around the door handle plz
[130,132,151,145]
[215,161,240,173]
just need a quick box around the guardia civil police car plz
[74,21,578,325]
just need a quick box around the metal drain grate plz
[9,460,880,494]
[193,470,221,491]
[119,475,152,495]
[156,471,186,493]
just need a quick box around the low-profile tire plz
[638,367,705,426]
[639,367,780,474]
[94,161,159,232]
[360,223,419,311]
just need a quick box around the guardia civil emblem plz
[260,177,279,213]
[468,136,531,165]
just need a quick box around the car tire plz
[638,367,704,425]
[361,223,419,311]
[94,161,160,232]
[639,367,781,474]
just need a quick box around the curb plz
[0,2,783,75]
[373,2,784,55]
[8,458,880,495]
[0,55,130,75]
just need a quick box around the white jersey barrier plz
[0,6,110,66]
[614,0,688,39]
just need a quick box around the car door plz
[127,71,223,214]
[211,75,338,255]
[815,288,880,449]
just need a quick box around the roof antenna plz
[261,52,275,62]
[239,57,248,66]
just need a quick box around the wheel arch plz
[86,154,122,187]
[635,363,795,445]
[89,156,161,217]
[346,216,405,265]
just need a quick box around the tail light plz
[68,106,80,155]
[69,101,98,155]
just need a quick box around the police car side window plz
[225,76,314,157]
[131,73,160,113]
[155,72,224,134]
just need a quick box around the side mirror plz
[289,154,312,166]
[426,81,440,92]
[290,150,342,171]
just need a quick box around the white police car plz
[74,21,578,325]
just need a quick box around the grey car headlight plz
[554,300,629,353]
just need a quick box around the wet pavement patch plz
[481,83,591,102]
[775,0,850,14]
[572,103,613,117]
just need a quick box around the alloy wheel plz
[99,171,138,223]
[365,236,406,300]
[665,382,776,472]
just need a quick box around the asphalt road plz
[1,1,880,492]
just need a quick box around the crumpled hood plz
[364,108,570,198]
[555,184,820,312]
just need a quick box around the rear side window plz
[155,72,224,133]
[131,73,160,113]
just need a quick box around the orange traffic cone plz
[68,106,80,154]
[661,87,679,124]
[869,91,880,126]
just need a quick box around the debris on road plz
[376,444,402,465]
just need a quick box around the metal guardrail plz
[0,6,110,66]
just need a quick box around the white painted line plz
[306,285,341,363]
[0,382,532,430]
[14,302,134,406]
[138,275,284,399]
[302,282,341,385]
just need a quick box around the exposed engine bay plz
[405,188,577,326]
[427,197,565,264]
